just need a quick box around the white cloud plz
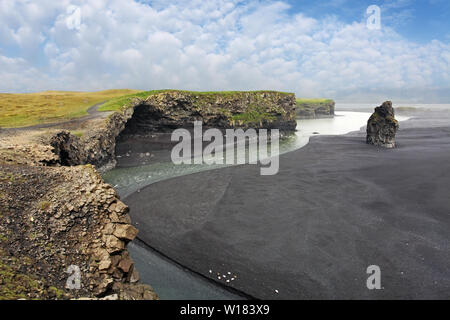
[0,0,449,102]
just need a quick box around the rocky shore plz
[0,155,157,299]
[0,90,296,300]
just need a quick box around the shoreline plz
[123,112,450,299]
[111,111,407,299]
[129,238,252,300]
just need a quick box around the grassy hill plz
[0,89,142,128]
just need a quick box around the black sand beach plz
[125,112,450,299]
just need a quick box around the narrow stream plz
[102,110,408,300]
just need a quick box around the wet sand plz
[125,112,450,299]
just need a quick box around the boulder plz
[113,224,138,241]
[366,101,399,148]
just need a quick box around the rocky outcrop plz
[46,91,296,171]
[366,101,399,148]
[296,99,335,119]
[45,107,135,171]
[0,161,158,300]
[121,91,297,135]
[50,131,84,166]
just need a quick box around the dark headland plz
[125,110,450,299]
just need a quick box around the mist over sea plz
[336,103,450,112]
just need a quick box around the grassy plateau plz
[0,89,141,128]
[0,89,293,128]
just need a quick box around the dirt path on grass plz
[0,101,111,134]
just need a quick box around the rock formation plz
[366,101,399,148]
[121,90,297,135]
[0,160,158,300]
[296,99,335,119]
[45,91,297,171]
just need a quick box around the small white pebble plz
[209,270,212,274]
[226,280,230,283]
[218,277,221,280]
[275,290,279,294]
[228,272,231,275]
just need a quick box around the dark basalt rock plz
[120,91,297,135]
[366,101,399,148]
[296,100,335,119]
[50,131,84,166]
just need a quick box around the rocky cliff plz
[49,90,297,170]
[0,90,296,300]
[296,99,335,119]
[0,157,157,299]
[48,108,134,171]
[121,90,296,135]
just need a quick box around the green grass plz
[0,250,43,300]
[296,98,334,105]
[37,201,51,212]
[0,89,293,127]
[71,130,84,138]
[98,89,294,112]
[97,90,166,112]
[231,104,276,124]
[0,89,142,128]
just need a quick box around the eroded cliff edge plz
[50,90,297,170]
[0,90,296,299]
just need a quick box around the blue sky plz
[0,0,449,102]
[286,0,450,43]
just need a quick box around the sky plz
[0,0,449,102]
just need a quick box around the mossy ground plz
[99,89,293,112]
[231,104,277,125]
[0,89,141,128]
[0,165,72,300]
[0,249,45,300]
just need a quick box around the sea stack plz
[366,101,399,148]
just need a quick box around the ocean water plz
[128,241,245,300]
[336,102,450,112]
[102,111,409,300]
